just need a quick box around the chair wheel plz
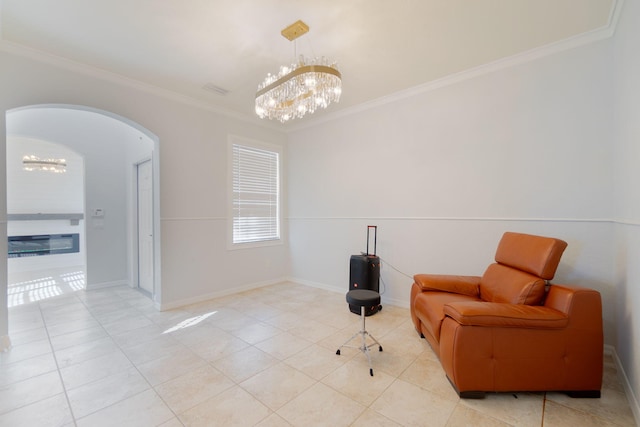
[370,368,374,376]
[336,349,341,356]
[379,346,383,352]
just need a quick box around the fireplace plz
[8,233,80,258]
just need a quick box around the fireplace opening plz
[8,233,80,258]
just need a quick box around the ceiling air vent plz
[202,83,229,96]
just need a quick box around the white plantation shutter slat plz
[232,143,280,244]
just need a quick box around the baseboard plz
[85,280,129,290]
[0,335,11,352]
[604,344,640,426]
[285,277,343,294]
[382,295,410,309]
[286,276,409,308]
[157,276,406,311]
[157,277,288,311]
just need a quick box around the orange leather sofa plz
[410,232,603,398]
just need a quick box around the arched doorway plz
[5,105,161,307]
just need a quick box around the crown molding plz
[608,0,626,36]
[0,39,285,133]
[287,0,625,133]
[0,0,624,135]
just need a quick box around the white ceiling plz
[0,0,616,126]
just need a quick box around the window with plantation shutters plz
[231,142,280,245]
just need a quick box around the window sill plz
[228,238,283,251]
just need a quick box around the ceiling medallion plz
[255,20,342,123]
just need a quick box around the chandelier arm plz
[262,91,314,111]
[23,160,67,167]
[255,65,341,99]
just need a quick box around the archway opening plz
[6,136,86,306]
[5,104,161,307]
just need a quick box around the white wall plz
[7,137,83,213]
[612,0,640,417]
[288,39,615,341]
[0,49,289,347]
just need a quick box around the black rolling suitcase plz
[349,226,382,316]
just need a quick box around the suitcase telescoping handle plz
[366,225,377,256]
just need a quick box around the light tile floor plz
[1,282,637,427]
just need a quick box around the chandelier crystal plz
[22,155,67,173]
[255,21,342,123]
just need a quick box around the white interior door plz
[137,160,154,294]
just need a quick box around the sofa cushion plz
[443,301,569,328]
[480,263,546,305]
[413,291,480,343]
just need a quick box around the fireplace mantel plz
[7,213,84,221]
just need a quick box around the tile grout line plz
[7,283,634,427]
[137,296,296,424]
[77,289,185,426]
[181,296,352,425]
[271,311,415,426]
[46,289,142,424]
[37,296,80,427]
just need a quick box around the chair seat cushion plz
[414,291,480,343]
[346,289,380,307]
[443,301,569,328]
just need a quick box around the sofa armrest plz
[543,284,603,331]
[413,274,480,298]
[443,301,569,329]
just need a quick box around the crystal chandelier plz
[255,20,342,123]
[22,155,67,173]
